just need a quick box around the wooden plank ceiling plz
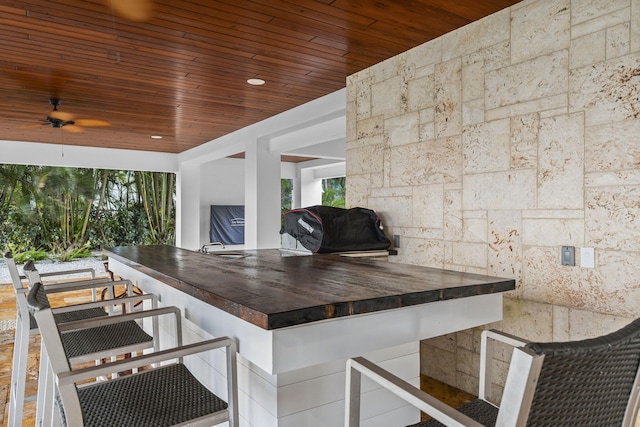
[0,0,521,154]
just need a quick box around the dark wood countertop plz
[105,245,515,330]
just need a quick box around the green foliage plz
[322,177,346,208]
[281,179,293,215]
[12,248,49,264]
[0,164,176,255]
[56,244,93,262]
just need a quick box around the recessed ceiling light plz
[247,78,265,86]
[151,135,163,139]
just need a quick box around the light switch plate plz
[561,246,575,266]
[581,247,595,268]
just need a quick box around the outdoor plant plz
[0,165,176,257]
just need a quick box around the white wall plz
[199,158,245,248]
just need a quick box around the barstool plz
[5,253,174,427]
[28,281,239,427]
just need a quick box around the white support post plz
[244,138,282,249]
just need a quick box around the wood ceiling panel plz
[0,0,521,154]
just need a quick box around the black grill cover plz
[281,206,390,253]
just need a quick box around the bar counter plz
[105,245,514,330]
[105,245,515,427]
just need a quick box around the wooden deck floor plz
[0,280,474,426]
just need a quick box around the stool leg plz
[36,343,54,427]
[8,310,29,427]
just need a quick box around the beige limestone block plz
[537,113,585,209]
[371,75,403,118]
[463,169,537,210]
[392,237,445,267]
[405,38,443,70]
[426,136,463,184]
[346,83,356,103]
[346,132,384,151]
[444,188,463,241]
[462,61,484,102]
[486,94,568,122]
[346,101,357,142]
[385,113,420,147]
[345,174,369,208]
[511,0,571,64]
[585,118,640,172]
[356,115,384,140]
[456,329,476,353]
[435,58,463,138]
[570,31,606,69]
[346,143,384,176]
[488,210,523,281]
[585,185,640,251]
[389,137,462,186]
[462,119,510,174]
[571,0,630,26]
[586,170,640,187]
[501,297,555,342]
[633,0,640,52]
[389,142,428,186]
[355,75,373,121]
[413,184,444,229]
[407,73,435,113]
[484,41,512,72]
[522,209,584,219]
[570,53,640,126]
[367,194,413,228]
[462,98,485,126]
[463,216,488,244]
[421,342,456,384]
[347,67,370,86]
[572,7,631,40]
[568,307,635,340]
[456,347,479,382]
[451,242,487,268]
[511,113,539,169]
[441,8,511,62]
[522,218,585,246]
[607,22,631,59]
[552,305,570,341]
[372,55,402,83]
[486,51,569,109]
[399,226,444,240]
[419,108,435,141]
[423,333,457,353]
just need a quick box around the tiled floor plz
[0,280,475,426]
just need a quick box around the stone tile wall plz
[346,0,640,400]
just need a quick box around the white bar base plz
[110,258,503,427]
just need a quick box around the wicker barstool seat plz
[410,400,498,427]
[77,363,227,427]
[61,320,153,359]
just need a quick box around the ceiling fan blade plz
[20,123,48,129]
[49,110,76,122]
[63,125,85,133]
[110,0,154,22]
[73,119,111,127]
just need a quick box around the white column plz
[244,138,281,249]
[176,163,201,250]
[300,168,323,207]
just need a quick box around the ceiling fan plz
[28,98,111,133]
